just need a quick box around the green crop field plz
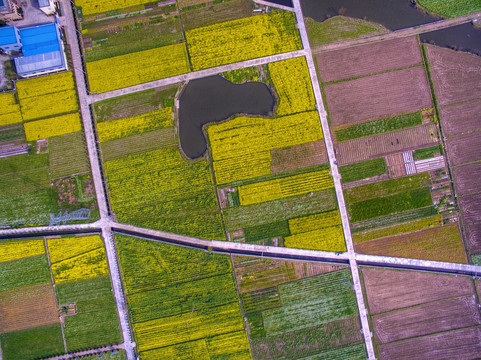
[0,123,25,143]
[416,0,481,17]
[243,220,291,243]
[344,173,431,203]
[335,112,422,142]
[0,153,48,175]
[82,350,127,360]
[339,158,387,183]
[0,167,50,196]
[48,132,90,179]
[0,324,64,360]
[0,255,51,291]
[56,276,122,351]
[413,145,443,161]
[116,235,250,358]
[348,188,433,222]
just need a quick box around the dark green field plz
[0,255,51,291]
[339,158,387,183]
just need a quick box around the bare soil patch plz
[324,66,432,126]
[439,99,481,137]
[459,192,481,225]
[270,140,328,173]
[361,267,474,315]
[452,161,481,197]
[355,225,467,264]
[465,223,481,253]
[373,295,481,344]
[385,153,406,178]
[446,131,481,166]
[336,124,438,165]
[425,45,481,106]
[378,326,481,360]
[0,283,58,334]
[317,37,422,83]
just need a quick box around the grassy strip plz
[81,350,126,360]
[335,112,422,142]
[413,145,443,161]
[244,220,290,243]
[339,158,387,183]
[344,173,431,203]
[0,123,25,142]
[0,323,64,359]
[0,189,56,226]
[416,0,481,17]
[48,132,90,179]
[352,215,443,243]
[351,206,437,233]
[471,254,481,266]
[0,255,51,291]
[0,167,50,196]
[299,343,367,360]
[0,153,49,176]
[348,188,432,222]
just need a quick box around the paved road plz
[42,344,124,360]
[253,0,294,12]
[312,11,481,53]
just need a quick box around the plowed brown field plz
[336,124,438,165]
[378,327,481,360]
[361,267,474,314]
[452,162,481,196]
[466,223,481,253]
[439,99,481,137]
[425,45,481,106]
[446,131,481,166]
[317,37,423,83]
[373,295,481,344]
[459,193,481,225]
[0,283,58,333]
[355,225,467,264]
[324,66,432,126]
[270,140,328,173]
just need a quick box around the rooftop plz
[0,26,17,46]
[19,23,60,57]
[38,0,50,7]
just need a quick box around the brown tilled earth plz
[372,295,481,344]
[452,162,481,196]
[377,326,481,360]
[316,37,423,83]
[335,124,438,165]
[439,99,481,137]
[458,193,481,225]
[354,225,467,264]
[385,153,406,178]
[361,267,474,315]
[0,283,59,333]
[425,45,481,106]
[324,66,432,126]
[270,140,328,173]
[465,223,481,253]
[445,131,481,166]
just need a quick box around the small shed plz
[38,0,56,15]
[0,25,21,53]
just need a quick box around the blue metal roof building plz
[0,25,21,52]
[14,23,67,77]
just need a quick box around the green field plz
[339,158,387,183]
[344,173,431,203]
[416,0,481,17]
[0,167,50,196]
[243,220,291,243]
[413,145,443,161]
[335,112,422,142]
[0,153,48,175]
[116,235,250,357]
[0,123,25,143]
[348,188,433,222]
[0,323,64,360]
[56,276,122,351]
[305,16,389,48]
[48,132,90,179]
[82,350,127,360]
[0,255,51,291]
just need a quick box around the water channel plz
[420,22,481,56]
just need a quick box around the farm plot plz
[317,36,422,83]
[465,223,481,254]
[185,12,301,71]
[87,44,190,93]
[323,66,432,126]
[24,113,82,141]
[445,131,481,166]
[0,91,22,126]
[458,193,481,225]
[232,257,364,359]
[270,141,328,174]
[439,99,481,136]
[425,45,481,105]
[354,224,467,263]
[116,235,250,358]
[335,123,438,165]
[416,0,481,17]
[48,132,90,179]
[75,0,158,15]
[339,158,387,183]
[452,162,481,196]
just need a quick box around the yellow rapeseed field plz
[284,225,346,252]
[0,92,22,126]
[75,0,153,15]
[238,170,333,205]
[50,247,109,283]
[269,57,316,116]
[24,113,82,141]
[288,210,341,234]
[47,235,104,263]
[87,44,190,93]
[186,12,302,71]
[213,151,272,185]
[98,108,172,142]
[0,239,44,263]
[16,72,75,98]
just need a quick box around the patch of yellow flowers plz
[0,92,22,126]
[24,113,82,141]
[0,239,44,263]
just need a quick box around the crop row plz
[213,151,272,185]
[0,239,44,263]
[339,157,387,183]
[0,92,22,126]
[238,170,333,205]
[87,43,190,93]
[47,235,104,263]
[97,107,172,142]
[16,72,76,98]
[268,57,316,116]
[23,113,82,141]
[284,225,345,251]
[186,12,301,71]
[75,0,152,15]
[288,210,341,234]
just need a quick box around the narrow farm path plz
[290,0,376,357]
[42,344,124,360]
[312,10,481,53]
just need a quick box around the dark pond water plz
[301,0,439,31]
[420,23,481,56]
[263,0,293,8]
[178,75,274,159]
